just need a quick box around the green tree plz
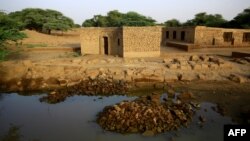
[227,8,250,28]
[183,12,227,27]
[106,10,124,27]
[93,15,109,27]
[42,9,74,34]
[82,19,96,27]
[9,8,74,34]
[164,19,181,27]
[122,11,156,26]
[74,24,81,28]
[82,10,156,27]
[0,12,26,60]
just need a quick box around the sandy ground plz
[6,29,81,61]
[1,29,250,140]
[21,29,81,48]
[4,28,250,61]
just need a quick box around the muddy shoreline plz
[0,79,249,139]
[1,54,250,92]
[0,54,249,126]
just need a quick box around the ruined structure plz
[80,26,162,57]
[80,26,250,56]
[163,26,250,50]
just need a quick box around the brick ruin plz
[163,26,250,50]
[80,26,162,57]
[80,26,250,57]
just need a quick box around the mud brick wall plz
[80,28,99,54]
[81,26,250,57]
[122,26,161,57]
[195,26,250,47]
[80,27,123,56]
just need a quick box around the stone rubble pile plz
[97,93,198,136]
[39,77,130,103]
[165,55,232,70]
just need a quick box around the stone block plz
[199,55,209,62]
[85,69,100,80]
[71,59,81,64]
[167,63,178,69]
[209,63,219,69]
[189,55,200,61]
[164,72,178,81]
[228,74,246,83]
[191,64,202,70]
[197,73,206,80]
[219,62,232,68]
[201,63,209,69]
[179,73,197,81]
[180,65,192,70]
[163,58,173,63]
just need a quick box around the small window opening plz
[223,32,233,42]
[243,32,250,42]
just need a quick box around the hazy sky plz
[1,0,250,24]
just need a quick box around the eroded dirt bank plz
[0,54,250,92]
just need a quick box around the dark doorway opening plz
[118,38,120,46]
[181,31,185,41]
[212,38,215,45]
[173,31,176,39]
[104,37,108,55]
[166,31,169,39]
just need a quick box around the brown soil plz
[6,29,81,61]
[21,29,80,47]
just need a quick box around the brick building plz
[163,26,250,50]
[80,26,162,57]
[80,26,250,57]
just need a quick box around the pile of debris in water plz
[97,92,200,136]
[40,78,130,103]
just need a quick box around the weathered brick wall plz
[80,27,122,56]
[80,28,99,54]
[195,26,250,47]
[81,26,249,57]
[122,26,161,57]
[163,27,195,44]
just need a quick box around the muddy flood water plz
[0,81,249,141]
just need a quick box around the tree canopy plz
[0,12,26,60]
[9,8,74,34]
[0,12,26,47]
[164,19,181,27]
[226,8,250,29]
[82,10,156,27]
[182,12,227,27]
